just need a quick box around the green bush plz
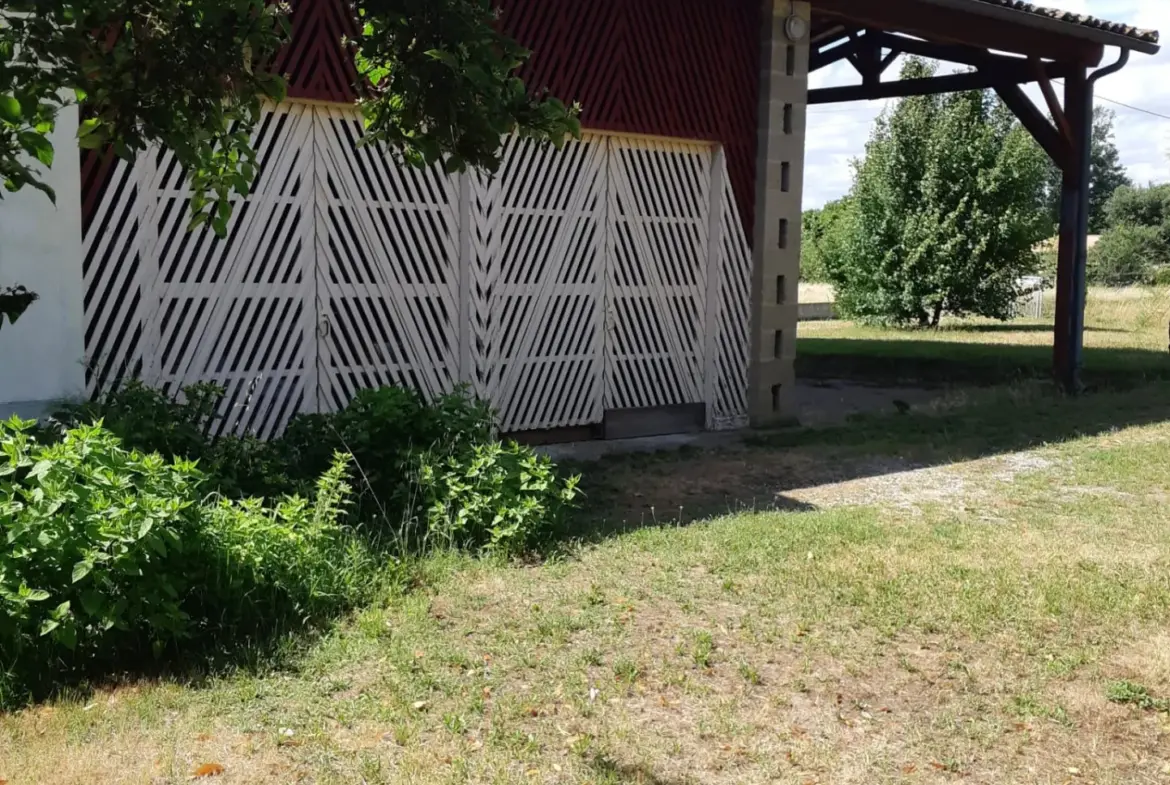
[193,455,378,638]
[1103,183,1170,232]
[0,417,376,706]
[1088,224,1169,286]
[419,441,580,556]
[55,382,577,556]
[280,385,495,525]
[1,420,203,689]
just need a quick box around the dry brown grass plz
[5,387,1170,784]
[799,286,1170,356]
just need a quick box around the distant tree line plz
[800,57,1162,327]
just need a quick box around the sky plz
[804,0,1170,208]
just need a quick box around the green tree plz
[826,58,1051,327]
[1103,182,1170,231]
[1088,183,1170,286]
[1087,224,1166,285]
[0,0,579,325]
[1042,107,1131,234]
[801,197,854,283]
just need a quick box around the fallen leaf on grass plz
[413,700,429,711]
[192,762,225,778]
[902,764,917,774]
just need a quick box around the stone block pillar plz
[748,0,809,425]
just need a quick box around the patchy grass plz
[798,286,1170,385]
[4,386,1170,784]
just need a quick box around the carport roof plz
[944,0,1159,51]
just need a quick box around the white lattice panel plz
[709,151,752,430]
[138,105,316,439]
[83,155,144,395]
[472,135,607,432]
[81,105,753,438]
[604,138,711,412]
[313,106,461,412]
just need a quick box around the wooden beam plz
[811,24,851,46]
[810,71,996,103]
[814,0,1105,66]
[809,32,868,72]
[994,82,1072,170]
[879,49,900,74]
[871,31,1028,70]
[1034,59,1073,144]
[808,61,1073,104]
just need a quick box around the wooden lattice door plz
[139,105,315,439]
[80,106,753,437]
[471,135,608,433]
[603,138,712,414]
[311,106,461,412]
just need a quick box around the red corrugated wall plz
[84,0,761,233]
[497,0,761,233]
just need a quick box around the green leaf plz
[27,459,51,481]
[26,589,50,602]
[78,117,102,138]
[71,559,93,583]
[39,618,60,636]
[79,589,103,616]
[57,623,77,650]
[0,94,21,123]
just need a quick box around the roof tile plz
[968,0,1159,45]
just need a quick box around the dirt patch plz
[594,446,1060,525]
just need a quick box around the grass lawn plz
[4,382,1170,784]
[797,287,1170,385]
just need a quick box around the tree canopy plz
[0,0,580,324]
[1,0,578,226]
[1042,107,1131,235]
[821,58,1052,327]
[1087,183,1170,285]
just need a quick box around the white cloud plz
[803,0,1170,208]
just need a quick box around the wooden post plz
[1052,67,1089,392]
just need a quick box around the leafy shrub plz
[1103,184,1170,233]
[55,382,577,556]
[0,417,376,706]
[1088,224,1169,286]
[1,419,204,699]
[192,455,378,638]
[54,381,224,467]
[418,441,580,556]
[280,385,495,525]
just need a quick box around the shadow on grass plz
[564,380,1170,541]
[797,338,1170,387]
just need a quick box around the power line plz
[1049,77,1170,121]
[1093,93,1170,122]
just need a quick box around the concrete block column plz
[748,0,809,425]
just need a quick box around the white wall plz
[0,104,85,416]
